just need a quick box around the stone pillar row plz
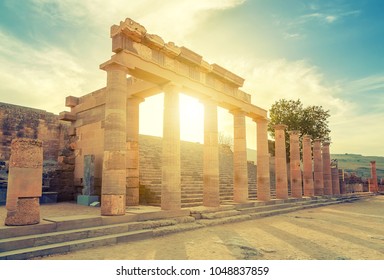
[98,64,342,216]
[274,127,342,199]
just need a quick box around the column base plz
[126,186,139,206]
[161,191,181,211]
[101,194,126,216]
[5,197,40,226]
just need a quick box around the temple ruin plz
[0,19,381,217]
[59,18,270,215]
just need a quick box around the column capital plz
[229,108,246,116]
[303,134,312,140]
[370,161,376,164]
[288,130,300,136]
[127,96,145,104]
[253,117,269,124]
[322,141,331,146]
[162,82,182,94]
[274,124,287,130]
[100,61,127,72]
[313,138,322,143]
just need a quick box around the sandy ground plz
[11,195,381,260]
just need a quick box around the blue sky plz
[0,0,383,156]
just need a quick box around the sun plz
[179,93,204,143]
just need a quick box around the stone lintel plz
[211,64,245,87]
[65,96,79,108]
[59,111,76,122]
[143,33,165,50]
[162,42,181,58]
[178,46,203,65]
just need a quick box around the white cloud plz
[30,0,245,42]
[0,0,246,114]
[0,29,88,113]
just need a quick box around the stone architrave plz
[370,161,378,193]
[274,124,288,200]
[255,118,271,201]
[331,167,340,195]
[126,96,144,206]
[203,98,220,207]
[289,130,302,198]
[5,138,43,226]
[231,109,248,203]
[100,63,128,216]
[302,135,314,197]
[322,142,332,195]
[161,83,181,210]
[313,139,324,196]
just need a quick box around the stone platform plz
[0,192,375,260]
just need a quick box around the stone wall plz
[0,102,75,202]
[0,103,61,161]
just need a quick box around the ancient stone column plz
[370,161,378,193]
[322,142,332,195]
[313,139,324,196]
[231,109,248,203]
[339,169,346,194]
[331,167,341,195]
[203,98,220,207]
[5,138,43,225]
[302,135,314,196]
[161,83,181,210]
[289,130,302,198]
[274,124,288,200]
[126,96,144,206]
[101,63,127,216]
[255,118,271,201]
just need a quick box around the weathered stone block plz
[65,96,79,108]
[101,194,125,216]
[5,198,40,225]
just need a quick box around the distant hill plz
[246,149,383,180]
[331,154,384,179]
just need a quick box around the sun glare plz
[179,94,204,143]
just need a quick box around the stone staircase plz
[0,193,373,260]
[190,193,372,226]
[0,208,199,260]
[139,135,259,208]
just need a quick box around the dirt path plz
[34,195,384,260]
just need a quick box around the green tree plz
[268,99,331,160]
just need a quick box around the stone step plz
[0,229,154,260]
[0,212,196,260]
[0,219,179,252]
[0,194,370,259]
